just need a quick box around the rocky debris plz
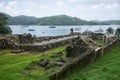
[55,51,62,55]
[59,57,73,63]
[37,59,49,67]
[44,60,64,69]
[49,52,63,58]
[47,60,65,68]
[10,49,24,53]
[44,60,56,69]
[23,61,37,73]
[36,59,66,69]
[54,51,63,56]
[56,62,64,66]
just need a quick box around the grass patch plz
[0,46,66,80]
[0,49,11,54]
[44,46,65,54]
[95,40,105,47]
[65,45,120,80]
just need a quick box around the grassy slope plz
[0,46,65,80]
[65,45,120,80]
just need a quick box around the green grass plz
[65,45,120,80]
[0,46,65,80]
[0,49,11,54]
[95,40,105,47]
[1,45,120,80]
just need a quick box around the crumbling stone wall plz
[49,39,119,80]
[35,35,68,42]
[18,38,73,52]
[0,38,15,49]
[0,34,19,44]
[65,38,89,57]
[0,34,34,49]
[91,33,104,40]
[18,33,34,44]
[35,33,81,42]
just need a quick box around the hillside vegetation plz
[2,13,120,25]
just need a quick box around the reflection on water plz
[9,25,120,37]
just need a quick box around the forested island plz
[3,13,120,25]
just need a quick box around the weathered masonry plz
[0,34,80,52]
[17,36,79,52]
[49,39,119,80]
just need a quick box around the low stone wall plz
[49,39,119,80]
[0,34,20,44]
[0,33,80,50]
[17,37,75,52]
[36,35,69,42]
[49,50,95,80]
[35,33,80,42]
[102,39,118,54]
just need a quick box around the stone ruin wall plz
[49,39,119,80]
[35,32,81,42]
[18,34,34,44]
[0,34,118,80]
[0,33,80,51]
[18,37,74,52]
[65,38,89,57]
[0,34,34,50]
[91,33,104,40]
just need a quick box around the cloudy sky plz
[0,0,120,21]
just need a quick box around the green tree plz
[106,27,114,34]
[0,13,12,34]
[115,28,120,35]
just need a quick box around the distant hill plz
[9,15,39,25]
[5,14,39,25]
[2,13,120,25]
[91,20,120,25]
[38,15,91,25]
[102,20,120,25]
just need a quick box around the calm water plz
[9,25,120,37]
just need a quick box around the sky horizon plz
[0,0,120,21]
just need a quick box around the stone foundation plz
[17,37,75,52]
[49,39,119,80]
[35,33,81,42]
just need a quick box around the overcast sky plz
[0,0,120,21]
